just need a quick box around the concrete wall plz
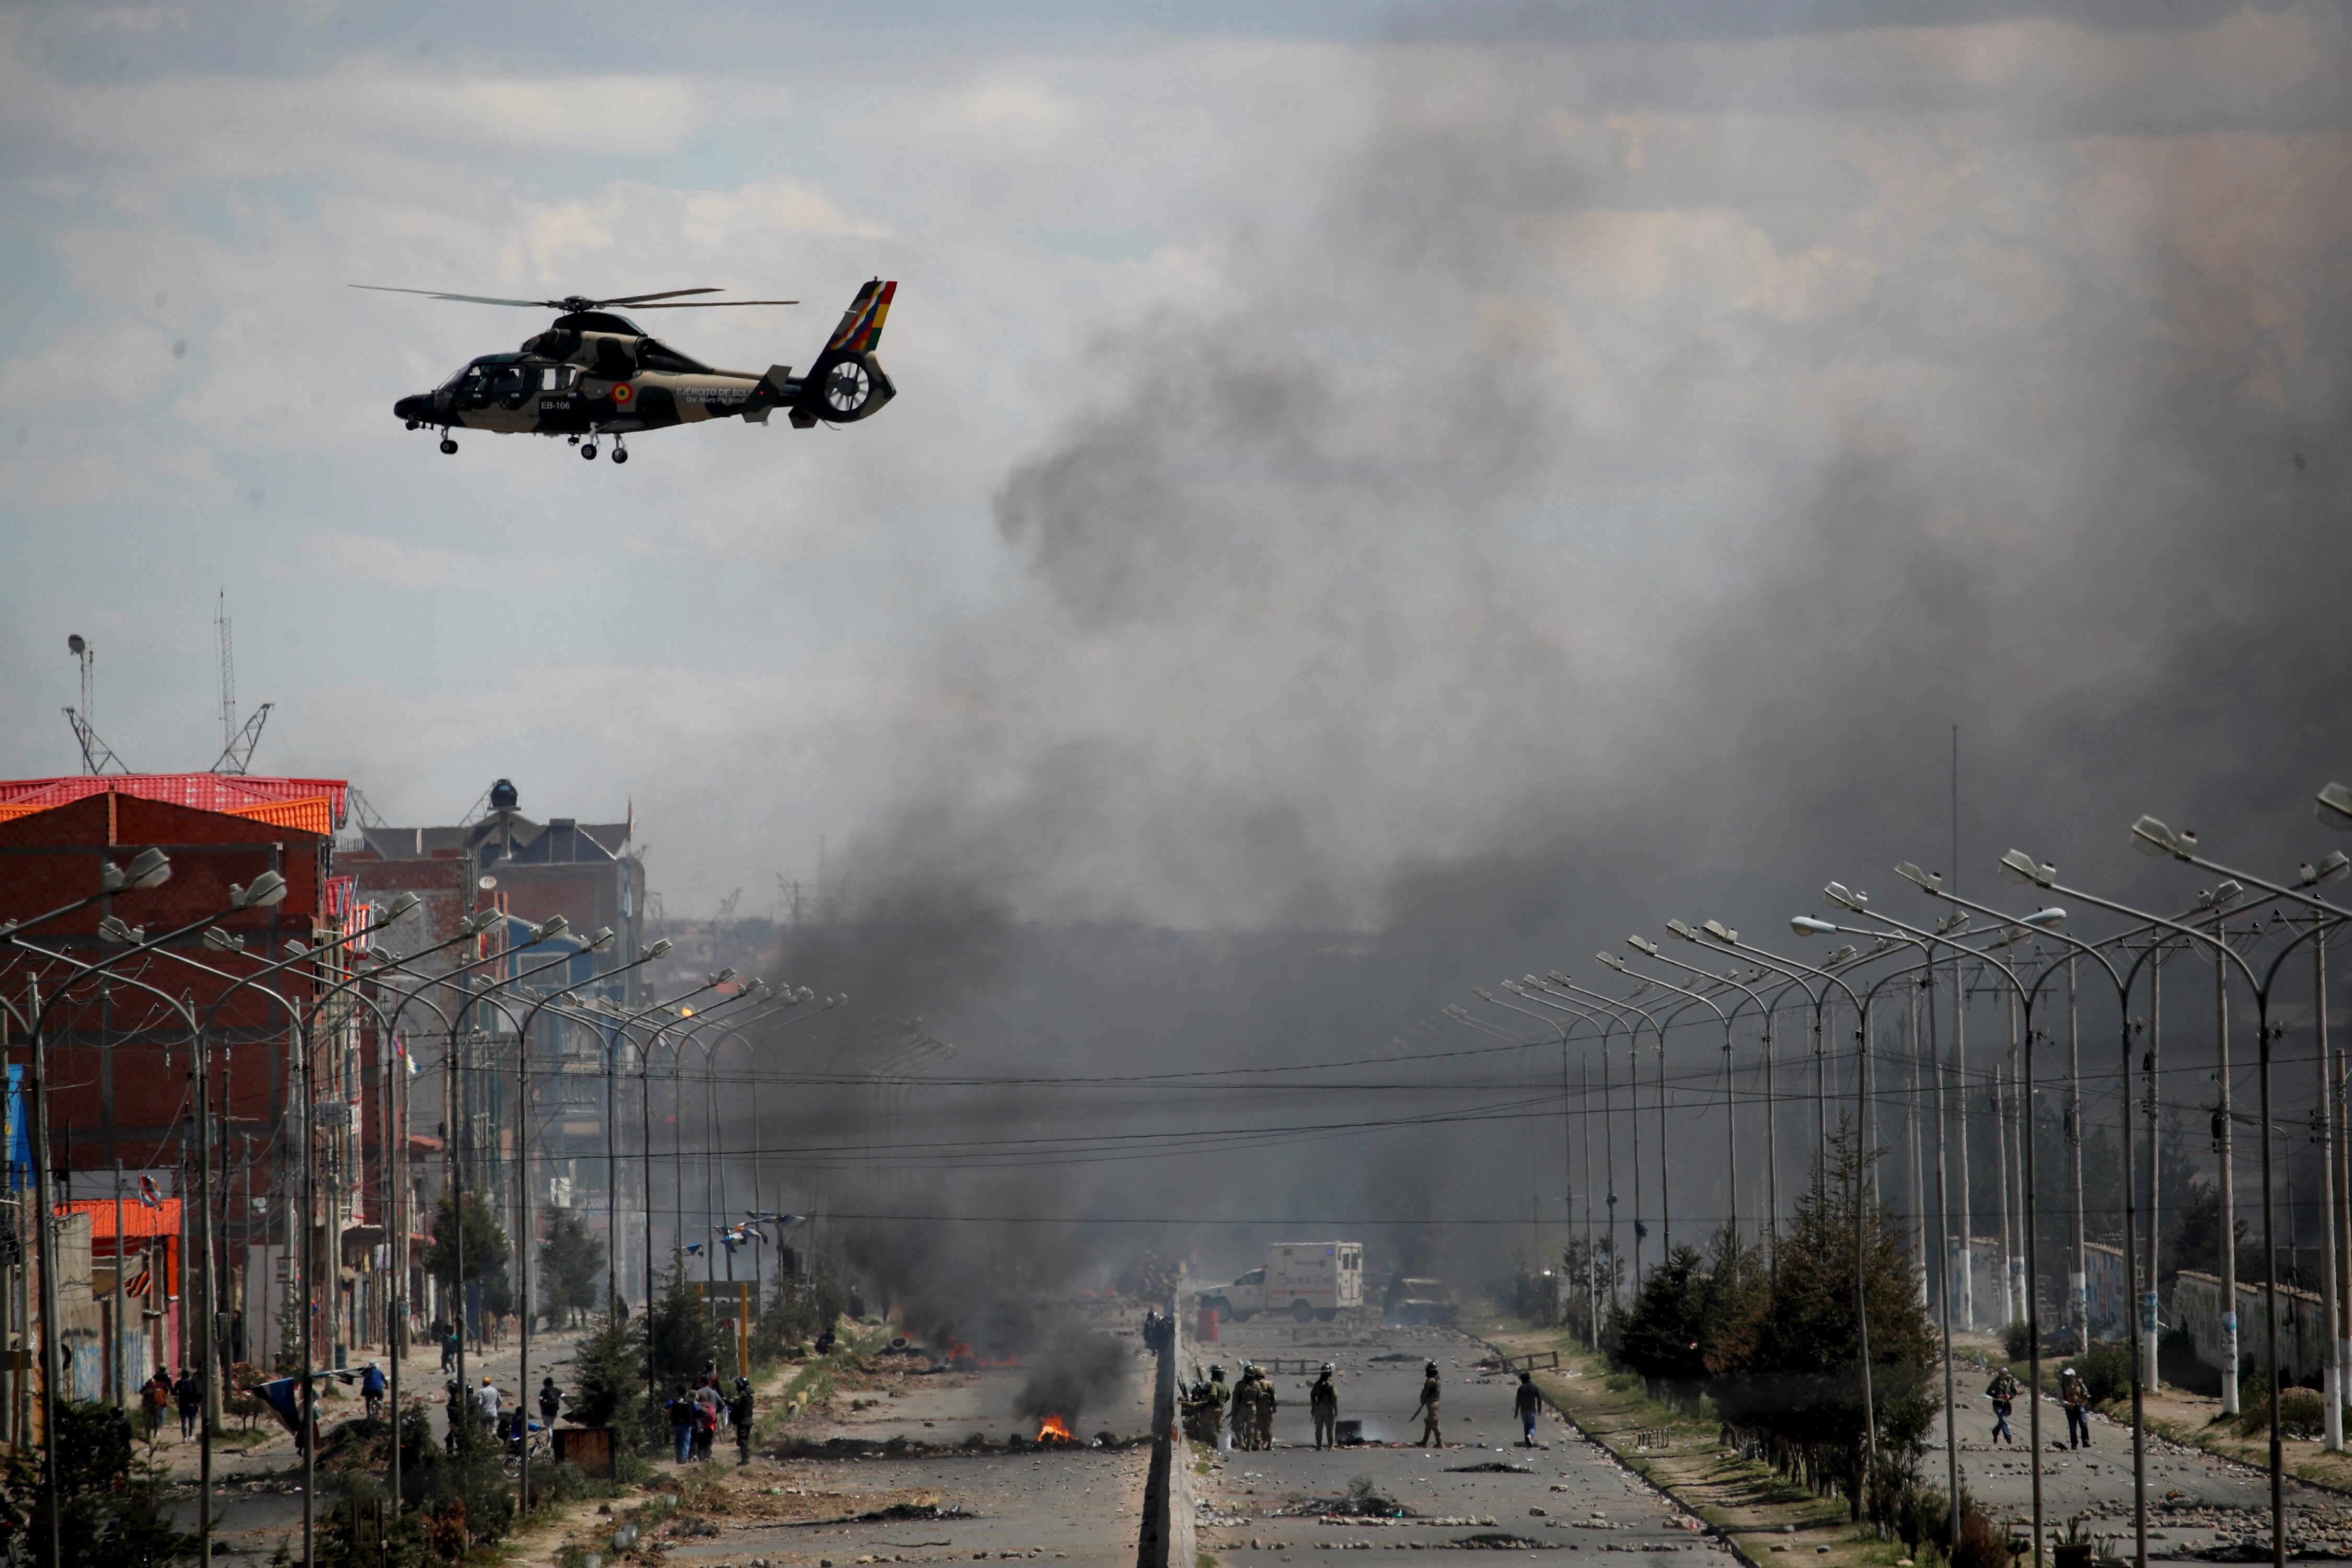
[2173,1270,2332,1384]
[2085,1242,2131,1341]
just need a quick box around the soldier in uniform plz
[1182,1366,1225,1445]
[1255,1366,1278,1449]
[1236,1365,1266,1450]
[1413,1360,1443,1448]
[1309,1363,1339,1449]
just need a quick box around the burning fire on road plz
[1035,1414,1074,1445]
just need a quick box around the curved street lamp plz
[1992,824,2350,1568]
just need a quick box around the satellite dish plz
[67,634,86,655]
[478,875,499,891]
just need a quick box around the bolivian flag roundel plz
[612,382,635,406]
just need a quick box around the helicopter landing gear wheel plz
[440,437,458,455]
[581,442,598,460]
[610,438,628,465]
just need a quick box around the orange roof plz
[61,1195,182,1241]
[0,775,347,829]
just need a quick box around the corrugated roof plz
[61,1195,183,1241]
[0,775,348,828]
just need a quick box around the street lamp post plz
[1528,980,1644,1306]
[509,933,671,1520]
[2078,810,2352,1568]
[153,896,418,1568]
[1804,892,2061,1560]
[1890,840,2343,1568]
[8,862,291,1568]
[1478,986,1607,1332]
[1539,979,1668,1279]
[0,959,195,1553]
[1684,919,1884,1523]
[1601,951,1743,1250]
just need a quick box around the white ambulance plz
[1200,1241,1365,1322]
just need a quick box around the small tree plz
[0,1402,203,1566]
[1616,1244,1709,1400]
[423,1193,510,1299]
[1712,1121,1935,1525]
[751,1267,847,1362]
[645,1250,722,1394]
[537,1210,605,1329]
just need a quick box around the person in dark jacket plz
[731,1376,755,1464]
[1309,1364,1339,1450]
[1513,1371,1543,1446]
[173,1368,200,1440]
[141,1369,171,1439]
[667,1387,695,1464]
[1412,1362,1442,1448]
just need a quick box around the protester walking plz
[731,1376,756,1465]
[1513,1371,1542,1447]
[174,1367,199,1440]
[2059,1366,2091,1449]
[1986,1368,2020,1446]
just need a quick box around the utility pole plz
[2314,924,2340,1449]
[2216,915,2241,1417]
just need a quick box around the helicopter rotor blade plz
[593,287,727,305]
[349,284,560,308]
[626,299,800,308]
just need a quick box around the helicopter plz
[358,279,896,462]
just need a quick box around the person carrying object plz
[2059,1366,2091,1449]
[1413,1361,1442,1448]
[1985,1367,2020,1446]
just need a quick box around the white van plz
[1201,1241,1365,1322]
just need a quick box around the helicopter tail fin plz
[790,279,897,426]
[824,278,895,356]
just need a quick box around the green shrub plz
[2278,1387,2325,1439]
[750,1267,848,1363]
[2072,1344,2132,1406]
[2002,1321,2034,1363]
[2234,1376,2270,1435]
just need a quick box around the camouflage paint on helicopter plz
[374,279,896,462]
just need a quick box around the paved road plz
[1192,1321,1733,1565]
[1927,1357,2352,1561]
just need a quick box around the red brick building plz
[0,777,364,1408]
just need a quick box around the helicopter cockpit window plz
[488,363,530,403]
[540,365,579,391]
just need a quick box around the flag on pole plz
[138,1174,163,1208]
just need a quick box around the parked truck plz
[1199,1241,1365,1322]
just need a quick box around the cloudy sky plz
[4,1,2347,938]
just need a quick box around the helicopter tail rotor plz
[789,279,897,427]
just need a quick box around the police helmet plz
[1425,1360,1438,1374]
[1321,1362,1335,1374]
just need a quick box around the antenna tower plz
[61,633,128,775]
[210,589,272,774]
